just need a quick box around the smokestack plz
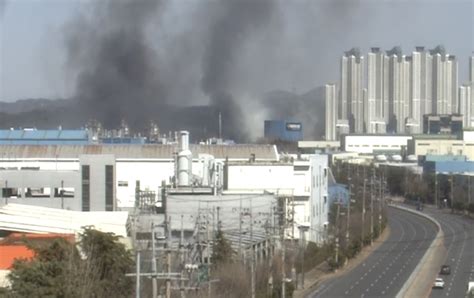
[177,131,192,187]
[218,112,222,139]
[180,131,189,151]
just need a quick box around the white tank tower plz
[177,131,193,187]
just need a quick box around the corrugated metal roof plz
[7,131,23,139]
[0,144,278,160]
[0,130,88,140]
[58,130,88,140]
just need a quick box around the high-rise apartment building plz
[469,54,474,82]
[325,84,337,141]
[469,55,474,128]
[366,47,386,133]
[327,46,463,138]
[410,46,432,134]
[430,46,458,115]
[459,84,472,128]
[340,48,364,133]
[385,47,410,133]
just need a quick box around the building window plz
[324,196,327,204]
[105,165,114,211]
[118,181,128,187]
[82,165,90,211]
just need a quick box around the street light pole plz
[378,170,383,235]
[362,167,366,244]
[335,201,341,265]
[450,174,454,212]
[469,175,472,205]
[346,164,351,247]
[370,167,375,245]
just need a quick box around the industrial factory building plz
[340,134,413,155]
[0,131,330,244]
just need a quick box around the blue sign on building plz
[264,120,303,142]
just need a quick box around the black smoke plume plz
[201,0,276,141]
[66,0,166,130]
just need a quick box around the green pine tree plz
[211,229,234,267]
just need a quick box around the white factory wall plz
[463,130,474,142]
[115,159,220,208]
[408,139,474,159]
[0,159,79,171]
[115,161,174,208]
[292,161,311,197]
[309,154,329,244]
[343,135,412,154]
[227,165,295,193]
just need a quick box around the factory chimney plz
[177,131,193,187]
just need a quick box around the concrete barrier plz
[391,204,446,298]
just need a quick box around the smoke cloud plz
[201,0,276,141]
[65,0,166,129]
[65,0,431,141]
[0,0,7,18]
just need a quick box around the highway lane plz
[424,208,474,298]
[310,207,438,298]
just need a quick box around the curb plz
[390,204,445,298]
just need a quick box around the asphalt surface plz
[310,207,438,298]
[424,208,474,298]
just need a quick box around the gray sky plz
[0,0,473,102]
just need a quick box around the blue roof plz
[0,131,10,139]
[8,131,23,139]
[23,130,46,139]
[44,130,60,139]
[0,129,89,145]
[58,130,88,140]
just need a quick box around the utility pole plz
[346,164,351,248]
[166,216,172,298]
[298,226,308,289]
[217,206,221,231]
[362,167,366,244]
[280,197,286,298]
[239,196,242,262]
[250,198,255,298]
[450,174,454,212]
[151,222,158,298]
[370,167,375,245]
[136,251,141,298]
[206,212,211,298]
[180,215,185,298]
[378,169,383,236]
[335,200,341,265]
[469,175,472,205]
[60,180,64,209]
[435,173,438,208]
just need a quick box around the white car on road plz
[433,277,445,289]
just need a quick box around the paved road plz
[310,207,438,298]
[424,207,474,298]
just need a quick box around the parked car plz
[440,265,451,275]
[433,277,445,289]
